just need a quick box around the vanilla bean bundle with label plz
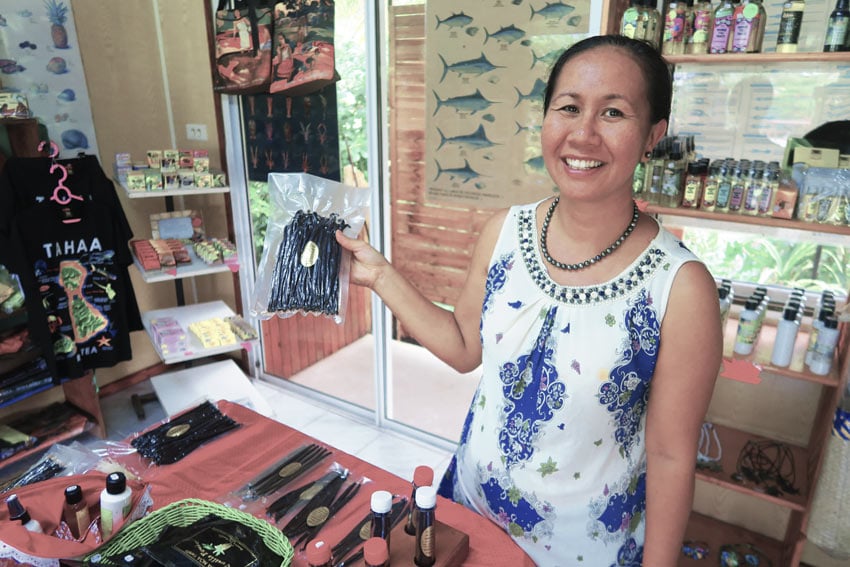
[130,401,240,465]
[251,173,369,325]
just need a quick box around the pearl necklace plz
[540,198,639,271]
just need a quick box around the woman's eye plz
[557,104,579,114]
[604,108,624,118]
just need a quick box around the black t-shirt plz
[1,156,142,378]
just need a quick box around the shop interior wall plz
[0,0,233,417]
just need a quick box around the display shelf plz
[682,511,785,566]
[117,178,230,199]
[666,51,850,65]
[131,248,239,283]
[0,412,93,470]
[644,204,850,238]
[721,315,841,388]
[695,422,808,511]
[142,300,256,365]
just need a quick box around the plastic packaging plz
[251,172,369,325]
[770,307,799,367]
[100,471,133,539]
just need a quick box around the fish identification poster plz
[425,0,597,208]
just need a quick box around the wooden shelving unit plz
[599,3,850,563]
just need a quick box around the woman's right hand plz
[335,230,390,289]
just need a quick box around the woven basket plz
[82,498,293,566]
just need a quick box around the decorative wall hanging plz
[424,0,593,208]
[240,85,341,182]
[213,0,274,94]
[269,0,338,96]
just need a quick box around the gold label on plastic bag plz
[300,484,323,500]
[278,462,302,477]
[301,241,320,267]
[306,506,330,527]
[166,423,190,438]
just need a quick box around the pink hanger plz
[39,140,83,223]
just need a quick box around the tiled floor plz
[80,371,455,486]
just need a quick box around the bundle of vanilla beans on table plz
[241,442,333,500]
[130,401,239,465]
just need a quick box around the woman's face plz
[541,46,666,202]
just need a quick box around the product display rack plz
[601,4,850,564]
[141,300,257,365]
[130,248,238,283]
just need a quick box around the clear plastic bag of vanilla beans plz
[250,172,369,325]
[91,515,288,566]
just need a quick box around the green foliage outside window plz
[682,228,849,297]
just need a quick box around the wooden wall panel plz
[388,3,498,325]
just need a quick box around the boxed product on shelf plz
[149,316,187,353]
[130,240,161,271]
[188,317,237,348]
[225,315,258,341]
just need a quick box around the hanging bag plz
[269,0,338,97]
[213,0,274,94]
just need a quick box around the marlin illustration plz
[436,124,499,151]
[483,24,526,45]
[434,159,482,183]
[530,1,576,20]
[531,47,563,69]
[524,155,547,173]
[433,88,498,116]
[515,77,547,107]
[438,53,504,83]
[515,121,542,135]
[435,11,473,30]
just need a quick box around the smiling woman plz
[335,35,723,566]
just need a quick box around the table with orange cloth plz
[115,399,535,566]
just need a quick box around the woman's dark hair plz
[543,35,672,125]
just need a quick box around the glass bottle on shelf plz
[710,0,736,53]
[776,0,806,53]
[730,0,766,53]
[621,0,643,38]
[644,0,664,48]
[663,0,689,54]
[688,0,714,53]
[824,0,850,51]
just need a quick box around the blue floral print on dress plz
[597,289,659,459]
[497,306,566,468]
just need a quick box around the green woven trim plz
[84,498,293,566]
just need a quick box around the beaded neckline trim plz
[517,207,667,305]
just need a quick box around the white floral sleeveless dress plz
[437,200,702,566]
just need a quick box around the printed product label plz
[702,180,719,207]
[731,15,755,51]
[682,179,701,206]
[729,183,745,209]
[710,14,732,52]
[736,318,758,345]
[777,11,803,44]
[716,180,732,208]
[692,10,712,42]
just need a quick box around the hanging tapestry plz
[240,85,341,182]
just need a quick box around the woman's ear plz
[648,119,668,151]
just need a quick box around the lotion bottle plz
[771,307,800,367]
[100,471,132,539]
[5,494,43,533]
